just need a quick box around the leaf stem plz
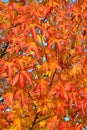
[49,68,57,87]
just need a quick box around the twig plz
[28,92,37,112]
[30,112,39,130]
[35,115,50,125]
[49,68,57,87]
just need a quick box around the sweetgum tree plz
[0,0,87,129]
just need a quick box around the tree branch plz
[35,115,50,125]
[30,112,39,130]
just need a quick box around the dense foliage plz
[0,0,87,129]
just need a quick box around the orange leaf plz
[22,71,32,85]
[12,73,19,86]
[26,42,39,59]
[3,92,14,106]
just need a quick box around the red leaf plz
[19,73,25,88]
[36,24,45,32]
[7,63,13,77]
[12,73,19,86]
[43,6,52,18]
[31,26,37,41]
[73,93,78,106]
[57,42,62,52]
[75,45,83,54]
[84,98,87,109]
[22,71,32,85]
[0,63,5,71]
[63,90,68,101]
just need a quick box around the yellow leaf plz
[29,50,35,55]
[5,127,18,130]
[12,118,21,129]
[65,0,68,2]
[46,71,51,77]
[37,35,42,43]
[37,34,45,43]
[39,120,46,128]
[84,79,87,84]
[37,64,42,70]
